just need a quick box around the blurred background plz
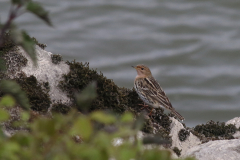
[1,0,240,127]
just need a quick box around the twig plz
[0,4,22,47]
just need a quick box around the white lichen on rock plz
[20,46,70,104]
[169,117,201,156]
[226,117,240,139]
[182,139,240,160]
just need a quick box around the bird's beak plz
[132,66,136,69]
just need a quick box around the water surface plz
[1,0,240,127]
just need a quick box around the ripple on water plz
[1,0,240,127]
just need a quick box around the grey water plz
[1,0,240,127]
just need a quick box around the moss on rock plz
[59,61,128,113]
[14,74,51,113]
[0,33,22,77]
[1,36,174,138]
[0,32,16,55]
[192,120,237,142]
[58,61,173,136]
[51,54,62,64]
[31,37,47,49]
[0,32,46,55]
[172,147,182,157]
[0,32,46,79]
[0,32,51,112]
[52,102,71,114]
[178,128,190,141]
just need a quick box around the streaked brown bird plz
[132,64,185,121]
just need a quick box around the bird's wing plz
[138,76,174,110]
[134,78,154,105]
[135,76,185,120]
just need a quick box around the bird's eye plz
[141,68,144,70]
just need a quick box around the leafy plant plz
[0,81,195,160]
[0,0,52,65]
[0,102,194,160]
[0,0,51,111]
[0,1,196,159]
[0,80,30,110]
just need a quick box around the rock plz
[1,45,70,134]
[3,42,238,160]
[2,41,176,137]
[169,117,201,156]
[2,106,22,136]
[21,46,70,105]
[182,139,240,160]
[226,117,240,139]
[226,117,240,128]
[2,45,70,106]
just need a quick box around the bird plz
[132,64,185,121]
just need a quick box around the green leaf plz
[26,1,52,26]
[70,116,93,141]
[53,154,70,160]
[0,80,30,110]
[142,149,171,160]
[117,147,137,160]
[0,95,15,107]
[121,112,133,123]
[21,111,30,121]
[75,81,97,112]
[3,141,21,153]
[20,31,37,65]
[10,30,36,63]
[91,111,116,124]
[132,113,145,130]
[11,133,32,146]
[0,58,6,71]
[0,108,10,122]
[11,30,37,66]
[31,118,56,137]
[78,148,104,160]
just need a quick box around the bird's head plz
[132,64,152,78]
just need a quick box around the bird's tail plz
[171,109,185,121]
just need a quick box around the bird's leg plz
[139,103,153,116]
[139,103,151,111]
[148,108,153,116]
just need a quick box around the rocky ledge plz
[1,38,240,160]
